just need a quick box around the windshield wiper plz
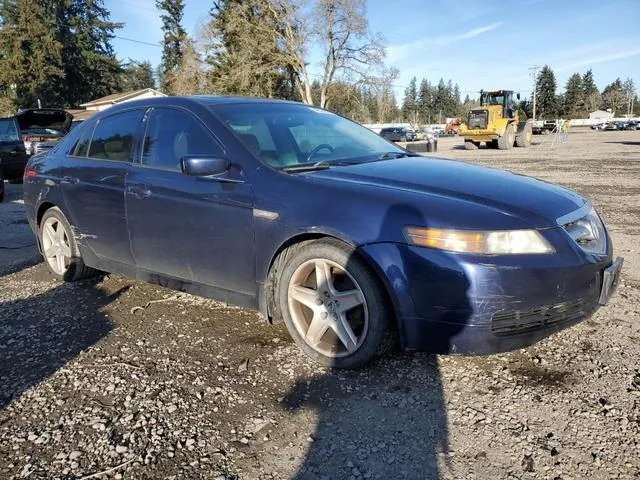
[378,151,422,160]
[281,160,359,173]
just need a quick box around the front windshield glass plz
[481,92,504,106]
[211,102,404,169]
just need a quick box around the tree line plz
[528,65,638,119]
[0,0,155,115]
[1,0,638,123]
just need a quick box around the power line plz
[114,35,162,48]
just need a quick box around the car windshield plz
[0,118,19,141]
[211,102,405,170]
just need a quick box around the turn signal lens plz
[405,227,555,255]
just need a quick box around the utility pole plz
[528,66,540,121]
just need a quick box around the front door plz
[62,109,144,266]
[125,107,255,295]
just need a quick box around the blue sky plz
[106,0,640,100]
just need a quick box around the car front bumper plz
[358,242,620,355]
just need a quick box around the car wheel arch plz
[37,201,57,227]
[259,233,398,332]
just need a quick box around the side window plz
[0,119,19,141]
[88,110,143,161]
[70,121,96,157]
[141,108,223,171]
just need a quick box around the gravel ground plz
[1,128,639,479]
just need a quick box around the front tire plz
[277,239,394,369]
[39,207,97,281]
[497,123,515,150]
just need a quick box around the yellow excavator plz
[458,90,532,150]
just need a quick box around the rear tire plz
[497,124,515,150]
[276,239,395,369]
[515,122,533,147]
[39,207,98,282]
[464,140,479,150]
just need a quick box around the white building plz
[588,110,614,120]
[80,88,166,112]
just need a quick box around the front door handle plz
[127,184,152,199]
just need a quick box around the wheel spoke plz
[335,289,364,314]
[60,243,72,258]
[314,260,335,294]
[56,254,66,274]
[56,223,66,242]
[43,223,56,244]
[44,245,56,258]
[289,285,319,310]
[305,314,330,346]
[331,314,358,353]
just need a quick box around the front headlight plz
[405,227,555,254]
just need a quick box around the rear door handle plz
[127,184,152,199]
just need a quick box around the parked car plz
[591,122,607,130]
[628,120,640,130]
[23,96,623,368]
[0,116,29,196]
[604,122,618,131]
[17,108,73,157]
[379,127,416,142]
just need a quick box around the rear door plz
[62,109,144,266]
[125,107,255,294]
[0,118,28,180]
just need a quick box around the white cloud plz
[555,48,640,72]
[388,22,503,63]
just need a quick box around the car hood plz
[15,109,73,133]
[307,157,585,229]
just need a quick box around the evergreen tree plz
[0,0,63,108]
[535,65,558,118]
[581,69,600,114]
[157,0,187,94]
[417,78,432,123]
[56,0,123,106]
[562,73,583,118]
[401,77,417,122]
[121,60,156,91]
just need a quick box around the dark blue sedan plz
[23,96,623,368]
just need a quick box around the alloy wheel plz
[41,217,72,275]
[287,259,369,358]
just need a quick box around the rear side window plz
[0,119,19,141]
[141,108,224,171]
[88,110,143,161]
[70,122,96,157]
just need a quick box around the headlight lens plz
[562,207,606,255]
[405,227,555,254]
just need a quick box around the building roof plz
[66,109,96,121]
[80,88,165,108]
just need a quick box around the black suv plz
[379,127,416,142]
[1,109,72,201]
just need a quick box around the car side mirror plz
[181,156,230,177]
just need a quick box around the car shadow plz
[0,281,126,409]
[604,141,640,146]
[284,204,471,479]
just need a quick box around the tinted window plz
[0,119,19,142]
[88,110,142,161]
[70,122,95,157]
[141,108,223,171]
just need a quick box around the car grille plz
[491,299,586,336]
[468,110,488,129]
